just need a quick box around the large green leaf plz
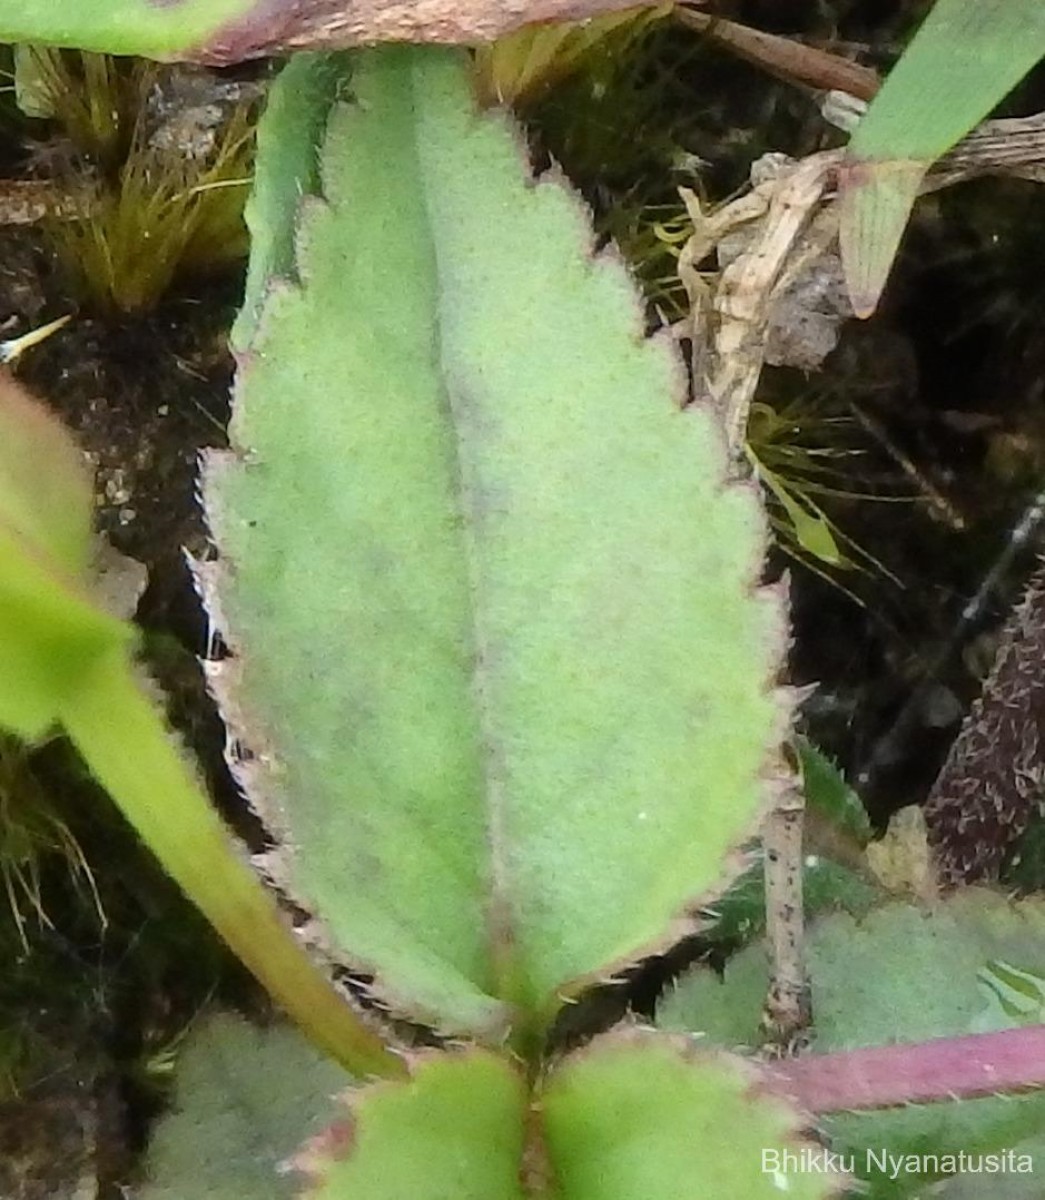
[540,1029,842,1199]
[295,1050,527,1200]
[202,45,784,1039]
[659,891,1045,1198]
[140,1014,354,1200]
[840,0,1045,315]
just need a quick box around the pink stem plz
[761,1025,1045,1113]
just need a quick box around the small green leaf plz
[232,52,347,352]
[700,741,876,947]
[760,469,843,566]
[141,1014,353,1200]
[838,161,929,320]
[12,45,55,120]
[977,960,1045,1024]
[796,739,872,844]
[294,1050,527,1200]
[839,0,1045,315]
[541,1029,843,1199]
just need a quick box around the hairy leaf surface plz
[203,46,784,1035]
[296,1050,527,1199]
[289,1032,838,1200]
[540,1029,842,1199]
[141,1014,354,1200]
[660,891,1045,1196]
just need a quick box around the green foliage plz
[700,740,877,948]
[0,0,252,57]
[298,1050,528,1199]
[202,45,784,1041]
[232,51,346,351]
[540,1030,840,1199]
[796,739,871,846]
[3,7,1044,1191]
[746,396,907,584]
[49,109,253,314]
[0,40,827,1197]
[0,373,130,739]
[149,44,838,1198]
[146,1019,841,1200]
[14,46,137,166]
[659,891,1045,1197]
[840,0,1045,315]
[0,373,395,1077]
[140,1014,354,1200]
[612,204,692,321]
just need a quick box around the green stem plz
[62,652,405,1081]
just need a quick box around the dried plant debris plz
[678,108,1045,459]
[925,562,1045,885]
[865,805,938,904]
[679,151,845,453]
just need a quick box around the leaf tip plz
[837,157,927,320]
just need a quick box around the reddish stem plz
[761,1025,1045,1113]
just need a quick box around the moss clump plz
[18,48,258,314]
